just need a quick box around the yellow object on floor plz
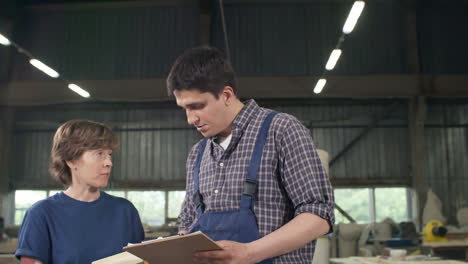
[423,220,448,243]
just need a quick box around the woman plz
[15,120,144,264]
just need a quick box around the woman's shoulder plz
[25,194,62,217]
[101,192,135,208]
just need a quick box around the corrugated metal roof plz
[419,3,468,74]
[212,1,405,75]
[12,7,199,80]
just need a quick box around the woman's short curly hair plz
[49,120,119,187]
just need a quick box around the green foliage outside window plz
[334,188,370,224]
[168,191,186,219]
[375,187,408,222]
[334,187,409,224]
[14,189,187,227]
[128,191,166,226]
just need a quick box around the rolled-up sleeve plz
[16,209,50,263]
[278,117,335,231]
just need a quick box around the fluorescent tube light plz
[314,79,327,94]
[0,33,10,46]
[68,84,90,98]
[325,49,342,70]
[29,59,59,78]
[342,1,365,34]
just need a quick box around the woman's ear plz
[65,160,75,170]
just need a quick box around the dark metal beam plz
[335,204,356,223]
[329,102,402,167]
[199,0,214,46]
[4,74,468,106]
[326,101,403,225]
[218,0,231,60]
[401,0,421,74]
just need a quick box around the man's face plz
[174,89,232,137]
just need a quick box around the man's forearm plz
[247,213,330,263]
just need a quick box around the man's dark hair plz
[166,46,236,98]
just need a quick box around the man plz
[167,46,334,264]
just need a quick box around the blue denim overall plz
[188,112,277,264]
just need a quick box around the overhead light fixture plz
[314,79,327,94]
[68,84,90,98]
[325,49,342,70]
[2,33,95,98]
[0,33,11,46]
[29,59,60,78]
[342,1,365,34]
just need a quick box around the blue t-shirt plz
[16,191,144,264]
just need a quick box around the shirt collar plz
[210,99,260,149]
[232,99,260,133]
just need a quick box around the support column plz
[402,0,429,229]
[0,13,16,221]
[408,96,428,229]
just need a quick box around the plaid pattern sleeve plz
[277,114,335,226]
[177,100,334,263]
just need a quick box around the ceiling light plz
[68,84,90,98]
[0,33,11,46]
[325,49,342,70]
[29,59,59,78]
[343,1,365,34]
[314,79,327,94]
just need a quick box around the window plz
[334,187,411,224]
[375,187,409,222]
[14,190,47,225]
[106,190,126,198]
[128,191,166,226]
[48,190,62,197]
[168,191,186,219]
[334,188,370,223]
[13,189,186,227]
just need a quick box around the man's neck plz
[219,99,244,137]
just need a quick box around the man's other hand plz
[193,240,258,264]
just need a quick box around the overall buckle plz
[243,178,257,197]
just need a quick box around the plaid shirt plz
[179,100,334,263]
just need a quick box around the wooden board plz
[124,232,222,264]
[92,252,144,264]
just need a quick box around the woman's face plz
[68,148,113,189]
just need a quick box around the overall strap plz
[240,111,278,209]
[193,138,208,214]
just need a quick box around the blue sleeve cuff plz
[15,248,48,263]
